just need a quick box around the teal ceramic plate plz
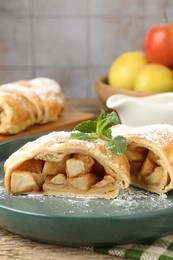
[0,134,173,246]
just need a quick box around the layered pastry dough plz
[0,78,64,134]
[4,131,130,198]
[111,124,173,195]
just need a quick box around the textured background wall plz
[0,0,172,98]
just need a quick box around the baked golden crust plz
[111,124,173,195]
[0,78,65,134]
[4,131,130,199]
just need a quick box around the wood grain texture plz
[0,228,119,260]
[0,109,95,143]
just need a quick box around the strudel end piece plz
[111,124,173,195]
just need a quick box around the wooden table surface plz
[0,99,123,260]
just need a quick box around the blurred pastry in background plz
[0,77,65,134]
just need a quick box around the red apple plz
[144,24,173,67]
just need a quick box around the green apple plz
[108,51,147,89]
[134,64,173,92]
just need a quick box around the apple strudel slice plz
[4,131,130,199]
[0,77,64,134]
[111,124,173,195]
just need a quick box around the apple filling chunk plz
[67,173,98,191]
[10,153,117,194]
[126,145,169,188]
[11,170,40,194]
[50,173,67,185]
[66,154,94,177]
[142,166,163,185]
[42,155,70,175]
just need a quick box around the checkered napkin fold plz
[82,234,173,260]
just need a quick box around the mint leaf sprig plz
[70,109,127,156]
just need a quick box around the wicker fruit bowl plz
[95,76,153,105]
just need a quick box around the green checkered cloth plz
[82,235,173,260]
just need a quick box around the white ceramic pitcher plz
[106,93,173,126]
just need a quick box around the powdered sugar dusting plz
[112,124,173,148]
[30,78,63,103]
